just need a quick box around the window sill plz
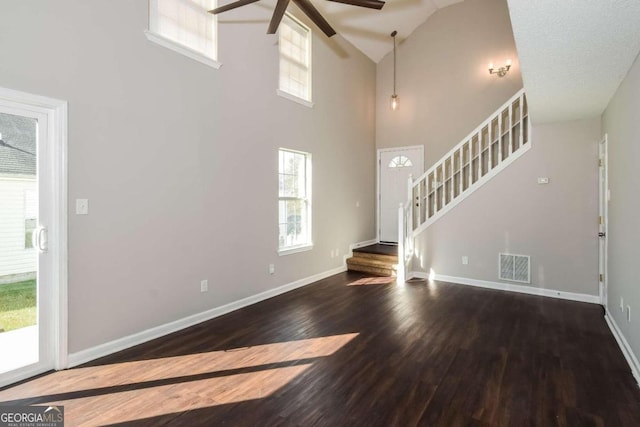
[277,90,314,108]
[278,244,313,256]
[144,31,222,70]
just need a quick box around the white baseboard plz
[409,272,600,304]
[68,265,347,368]
[605,311,640,386]
[349,239,378,252]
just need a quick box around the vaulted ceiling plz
[310,0,463,62]
[218,0,640,124]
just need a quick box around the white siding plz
[0,176,37,277]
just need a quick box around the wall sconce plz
[390,30,399,110]
[488,59,512,77]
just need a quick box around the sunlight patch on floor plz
[347,277,396,286]
[48,364,312,426]
[0,332,359,423]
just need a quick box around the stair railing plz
[398,89,531,279]
[397,174,413,283]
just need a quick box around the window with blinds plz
[148,0,218,64]
[279,15,312,102]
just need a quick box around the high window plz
[278,149,312,253]
[146,0,220,68]
[278,14,312,106]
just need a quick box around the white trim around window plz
[276,89,314,108]
[278,14,312,106]
[278,148,312,255]
[144,31,222,69]
[146,0,221,69]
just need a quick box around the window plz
[278,14,312,106]
[24,190,37,249]
[278,149,312,254]
[388,155,413,168]
[146,0,220,69]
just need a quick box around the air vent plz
[499,253,530,283]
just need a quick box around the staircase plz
[397,89,531,280]
[347,244,398,277]
[347,90,530,280]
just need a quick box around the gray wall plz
[602,52,640,358]
[376,0,523,166]
[413,119,601,295]
[0,0,376,353]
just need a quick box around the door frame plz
[598,134,609,309]
[0,86,68,386]
[376,145,424,243]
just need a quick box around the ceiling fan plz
[209,0,385,37]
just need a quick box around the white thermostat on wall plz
[537,177,549,184]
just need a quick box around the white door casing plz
[378,146,424,243]
[0,87,67,388]
[598,135,609,309]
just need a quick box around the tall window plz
[147,0,219,67]
[278,14,312,103]
[278,149,312,253]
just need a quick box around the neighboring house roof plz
[0,113,36,176]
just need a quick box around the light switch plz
[76,199,89,215]
[537,177,549,184]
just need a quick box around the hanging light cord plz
[392,30,397,95]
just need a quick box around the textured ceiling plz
[311,0,463,63]
[507,0,640,123]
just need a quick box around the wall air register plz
[499,253,531,283]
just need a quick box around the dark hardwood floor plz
[1,272,639,426]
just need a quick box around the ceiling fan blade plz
[267,0,291,34]
[209,0,261,15]
[327,0,385,9]
[292,0,336,37]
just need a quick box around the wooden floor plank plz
[0,272,638,426]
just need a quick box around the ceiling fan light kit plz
[210,0,385,37]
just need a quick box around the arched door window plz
[388,155,413,168]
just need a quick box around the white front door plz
[0,88,67,387]
[598,135,609,308]
[378,146,424,243]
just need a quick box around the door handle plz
[598,232,606,237]
[34,226,48,253]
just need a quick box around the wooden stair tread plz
[349,252,398,263]
[347,256,398,270]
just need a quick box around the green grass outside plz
[0,279,36,332]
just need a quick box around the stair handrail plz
[410,88,526,187]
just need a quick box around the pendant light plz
[390,30,399,111]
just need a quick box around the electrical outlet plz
[335,248,339,257]
[627,305,631,323]
[269,264,275,275]
[462,256,469,265]
[200,279,208,293]
[621,297,625,312]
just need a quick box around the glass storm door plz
[0,105,54,385]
